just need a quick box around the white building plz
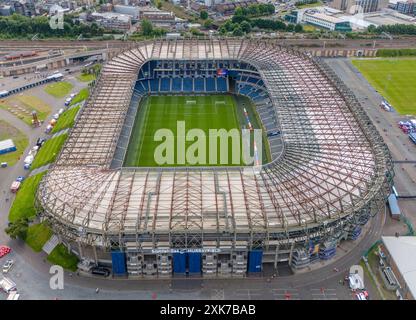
[113,4,140,20]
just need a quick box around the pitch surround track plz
[37,39,392,246]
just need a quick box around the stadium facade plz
[37,39,393,277]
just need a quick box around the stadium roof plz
[38,39,391,246]
[382,236,416,299]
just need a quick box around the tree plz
[5,218,29,240]
[286,24,295,32]
[200,10,208,20]
[203,19,213,29]
[219,25,227,35]
[367,24,377,33]
[156,0,162,9]
[141,19,153,36]
[232,26,244,37]
[240,21,252,34]
[294,23,303,33]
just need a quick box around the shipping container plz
[173,252,186,274]
[111,251,127,276]
[247,250,263,273]
[188,252,202,274]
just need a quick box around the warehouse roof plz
[0,139,15,151]
[382,236,416,299]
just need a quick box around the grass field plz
[124,95,271,167]
[9,172,46,222]
[124,95,243,167]
[25,222,53,252]
[70,88,89,106]
[44,81,73,98]
[0,94,51,125]
[51,106,80,134]
[0,120,28,166]
[30,133,67,170]
[47,244,79,271]
[76,73,96,82]
[352,58,416,114]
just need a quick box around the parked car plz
[1,162,7,168]
[70,93,77,99]
[45,125,53,134]
[91,267,110,277]
[2,260,14,273]
[355,290,369,300]
[64,98,72,106]
[58,108,64,115]
[16,176,25,183]
[10,181,21,193]
[0,246,11,258]
[53,113,59,120]
[36,138,46,147]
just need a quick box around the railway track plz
[0,38,416,50]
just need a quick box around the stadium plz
[37,39,393,278]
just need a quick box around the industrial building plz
[0,139,16,155]
[380,236,416,300]
[287,7,352,31]
[37,39,393,279]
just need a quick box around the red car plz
[0,246,11,258]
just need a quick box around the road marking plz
[311,288,338,300]
[271,288,300,300]
[210,289,224,300]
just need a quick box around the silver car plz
[2,259,14,273]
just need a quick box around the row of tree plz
[0,14,104,39]
[220,15,303,36]
[368,24,416,35]
[234,3,275,18]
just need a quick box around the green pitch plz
[352,58,416,115]
[124,95,246,167]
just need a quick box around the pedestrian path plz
[29,164,50,176]
[42,234,60,255]
[51,128,69,139]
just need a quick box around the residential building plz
[395,0,415,14]
[90,12,132,31]
[331,0,389,13]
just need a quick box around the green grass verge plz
[70,88,89,106]
[0,119,29,166]
[76,73,96,82]
[44,81,73,98]
[30,133,67,170]
[377,48,416,57]
[352,58,416,114]
[51,106,80,134]
[8,172,46,222]
[25,222,53,252]
[47,244,79,272]
[0,95,51,125]
[124,95,242,167]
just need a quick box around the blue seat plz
[194,78,204,91]
[149,79,159,92]
[160,78,171,91]
[172,78,182,91]
[183,78,193,92]
[206,78,215,92]
[217,78,227,92]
